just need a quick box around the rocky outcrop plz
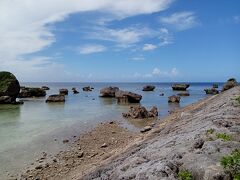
[142,85,155,91]
[72,88,79,94]
[41,86,50,90]
[100,87,119,97]
[19,87,46,98]
[204,88,219,95]
[46,94,65,103]
[0,71,20,104]
[177,92,190,96]
[222,78,238,91]
[83,86,93,92]
[115,90,142,103]
[168,95,181,103]
[59,89,68,95]
[123,106,158,119]
[172,83,190,91]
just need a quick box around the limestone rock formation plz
[172,84,190,91]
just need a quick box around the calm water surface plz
[0,82,222,178]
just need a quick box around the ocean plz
[0,82,223,178]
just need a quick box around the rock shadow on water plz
[99,97,117,106]
[0,104,21,123]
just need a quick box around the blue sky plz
[0,0,239,82]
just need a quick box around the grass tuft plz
[178,170,193,180]
[216,133,232,141]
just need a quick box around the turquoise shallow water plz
[0,82,222,178]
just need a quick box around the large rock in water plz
[123,106,158,119]
[204,88,219,95]
[59,89,68,95]
[172,83,190,91]
[168,95,181,103]
[100,87,119,97]
[222,78,238,91]
[19,87,46,98]
[142,85,155,91]
[46,94,65,103]
[0,71,20,104]
[115,90,142,103]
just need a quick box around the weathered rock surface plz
[0,71,20,104]
[172,83,190,91]
[82,86,93,92]
[19,87,46,98]
[100,87,119,97]
[142,85,155,91]
[115,90,142,103]
[168,95,181,103]
[177,92,190,96]
[46,94,65,103]
[83,86,240,180]
[204,88,219,95]
[59,89,68,95]
[222,78,238,91]
[123,105,158,119]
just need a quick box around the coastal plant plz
[220,149,240,180]
[235,96,240,104]
[216,133,232,142]
[177,170,193,180]
[206,128,215,135]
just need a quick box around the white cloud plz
[159,11,198,30]
[0,0,173,81]
[132,56,145,61]
[143,44,157,51]
[78,44,106,54]
[233,15,240,24]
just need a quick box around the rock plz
[72,88,79,94]
[77,151,84,158]
[204,88,219,95]
[115,90,142,103]
[142,85,155,91]
[46,94,65,103]
[62,139,69,143]
[41,86,50,90]
[159,93,164,96]
[0,71,20,104]
[212,84,218,88]
[19,87,46,98]
[83,86,92,92]
[222,78,238,91]
[140,126,152,133]
[59,89,68,95]
[177,92,190,96]
[123,106,158,119]
[168,95,181,103]
[35,165,43,170]
[172,84,190,91]
[101,143,108,148]
[100,87,119,97]
[193,138,204,149]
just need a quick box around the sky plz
[0,0,239,82]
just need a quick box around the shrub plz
[236,96,240,104]
[178,170,193,180]
[216,133,232,141]
[220,149,240,180]
[206,128,215,135]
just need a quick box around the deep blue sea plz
[0,82,223,178]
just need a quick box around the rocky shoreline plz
[16,86,240,180]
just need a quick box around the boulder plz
[115,90,142,103]
[59,89,68,95]
[177,92,190,96]
[46,94,65,103]
[41,86,50,90]
[172,84,190,91]
[72,87,79,94]
[159,93,164,96]
[168,95,181,103]
[204,88,219,95]
[123,105,158,119]
[83,86,92,92]
[100,87,119,97]
[140,126,152,133]
[142,85,155,91]
[19,87,46,98]
[222,78,238,91]
[0,71,20,104]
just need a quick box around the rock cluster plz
[19,87,46,98]
[142,85,155,91]
[123,105,158,119]
[0,71,20,104]
[172,84,190,91]
[46,95,65,103]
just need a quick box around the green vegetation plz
[235,96,240,104]
[220,149,240,180]
[206,128,215,135]
[216,133,232,141]
[0,71,16,93]
[178,170,193,180]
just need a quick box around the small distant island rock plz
[172,83,190,91]
[222,78,238,91]
[123,105,158,119]
[19,87,46,98]
[168,95,181,103]
[46,94,65,103]
[72,87,79,94]
[41,86,50,90]
[59,89,68,95]
[0,71,20,104]
[142,85,155,91]
[204,88,219,95]
[82,86,93,92]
